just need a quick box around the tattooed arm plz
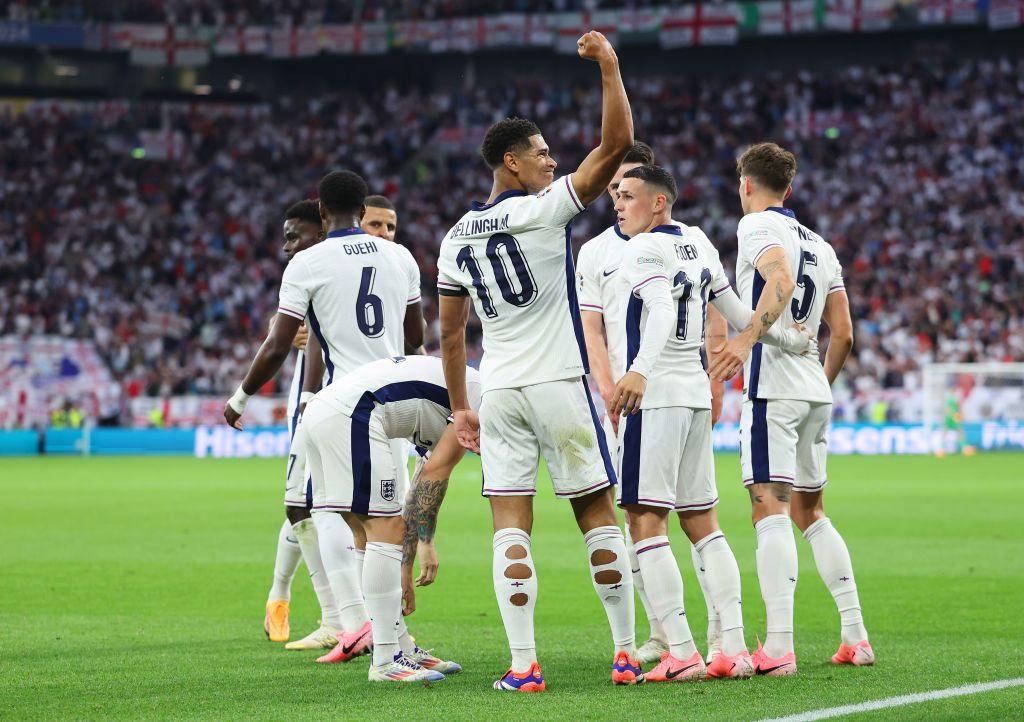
[401,426,467,586]
[708,246,795,381]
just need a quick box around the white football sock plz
[695,532,746,656]
[352,547,365,586]
[755,514,798,658]
[290,518,342,628]
[492,528,538,673]
[363,542,403,666]
[311,511,368,633]
[635,536,697,661]
[803,517,868,645]
[690,542,721,646]
[397,615,416,655]
[584,525,636,654]
[626,524,665,642]
[268,519,301,602]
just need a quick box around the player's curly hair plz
[480,117,542,169]
[317,170,368,217]
[622,141,655,166]
[623,164,677,205]
[736,142,797,194]
[284,199,321,226]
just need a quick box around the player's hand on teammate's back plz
[452,409,480,453]
[779,323,818,356]
[610,371,646,417]
[708,337,752,381]
[416,541,439,586]
[577,30,615,63]
[291,323,308,351]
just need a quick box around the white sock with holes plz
[803,517,868,645]
[311,511,368,633]
[626,524,665,643]
[492,528,537,673]
[690,542,721,647]
[268,519,301,602]
[584,525,636,654]
[755,514,798,658]
[290,518,342,628]
[364,542,403,666]
[695,532,746,656]
[635,536,697,661]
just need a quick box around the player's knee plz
[504,562,533,580]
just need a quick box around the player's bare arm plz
[300,329,325,413]
[705,305,727,424]
[708,247,795,381]
[581,310,618,431]
[403,300,425,354]
[224,312,302,429]
[570,31,634,206]
[821,289,854,386]
[438,293,479,452]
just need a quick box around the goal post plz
[921,362,1024,452]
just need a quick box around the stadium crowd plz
[7,0,656,24]
[2,56,1022,420]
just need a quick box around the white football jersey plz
[437,176,588,393]
[576,223,629,379]
[315,355,482,452]
[736,208,844,404]
[286,348,305,437]
[278,227,421,385]
[619,223,731,410]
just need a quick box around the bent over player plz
[711,142,872,674]
[437,31,642,690]
[302,355,481,683]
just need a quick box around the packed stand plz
[1,57,1022,423]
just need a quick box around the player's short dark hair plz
[736,142,797,194]
[284,199,321,226]
[317,170,368,217]
[622,141,655,166]
[480,117,542,169]
[364,194,395,211]
[623,164,677,205]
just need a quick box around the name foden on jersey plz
[450,214,510,239]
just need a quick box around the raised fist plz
[577,30,615,63]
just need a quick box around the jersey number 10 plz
[456,233,538,318]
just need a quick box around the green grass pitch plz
[2,453,1023,720]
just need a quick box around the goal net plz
[921,363,1024,453]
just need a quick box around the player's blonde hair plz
[736,142,797,194]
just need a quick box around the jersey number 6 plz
[356,266,385,337]
[456,233,538,319]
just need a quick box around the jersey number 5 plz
[456,233,537,318]
[356,266,385,337]
[791,251,818,323]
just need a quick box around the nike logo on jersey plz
[602,268,618,277]
[665,661,700,679]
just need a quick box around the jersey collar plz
[650,224,682,235]
[325,227,364,239]
[613,222,628,240]
[766,206,796,219]
[471,189,527,212]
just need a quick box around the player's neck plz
[643,212,673,233]
[323,215,361,234]
[487,171,529,203]
[748,196,787,214]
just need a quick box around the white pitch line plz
[759,678,1024,722]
